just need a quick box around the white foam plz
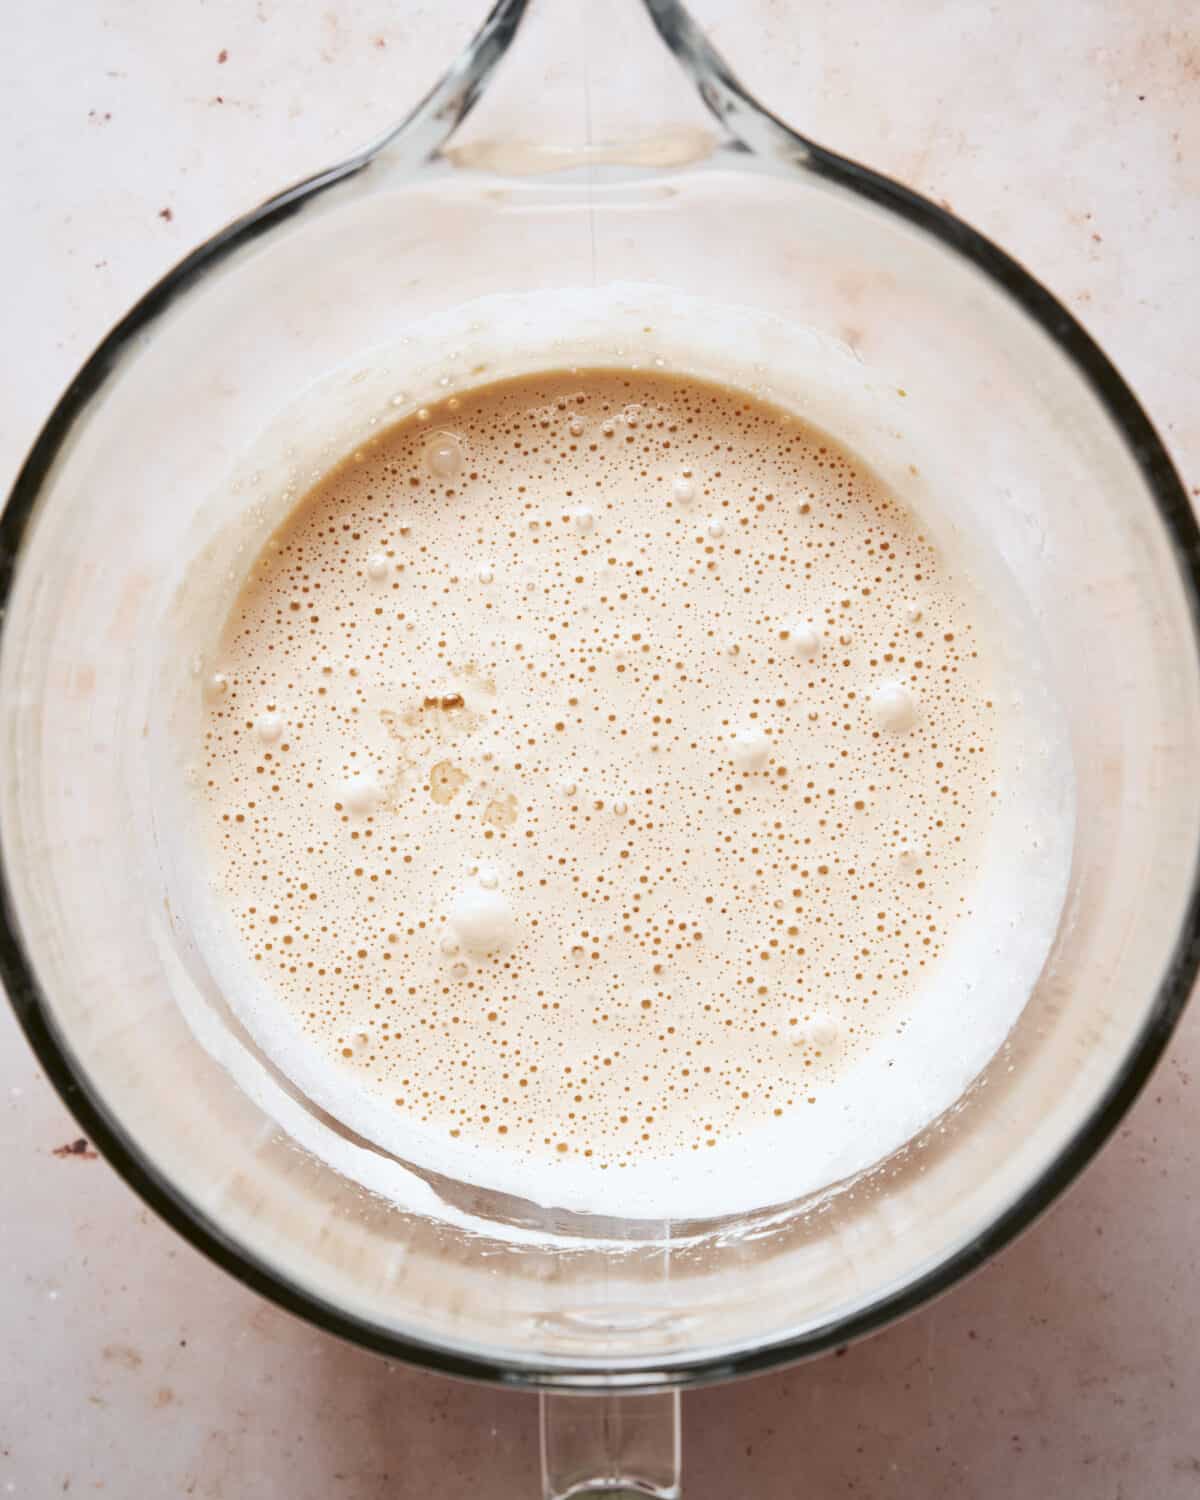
[786,622,822,660]
[448,884,515,955]
[672,474,696,505]
[729,727,771,771]
[254,711,282,744]
[871,682,920,734]
[340,772,380,816]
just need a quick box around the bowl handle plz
[540,1389,682,1499]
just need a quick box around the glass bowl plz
[2,1,1197,1489]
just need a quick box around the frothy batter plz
[194,368,1069,1210]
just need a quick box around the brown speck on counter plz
[102,1344,143,1371]
[158,207,173,222]
[217,47,229,63]
[52,1138,96,1159]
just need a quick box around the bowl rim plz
[2,23,1199,1391]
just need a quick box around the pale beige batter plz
[199,369,1001,1176]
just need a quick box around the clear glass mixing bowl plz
[3,1,1198,1493]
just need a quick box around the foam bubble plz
[448,883,515,955]
[730,727,771,771]
[255,712,283,744]
[786,621,821,659]
[871,682,919,734]
[340,772,380,815]
[426,431,463,479]
[807,1013,839,1048]
[672,474,696,505]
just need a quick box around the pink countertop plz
[3,2,1199,1494]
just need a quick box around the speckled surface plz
[3,2,1199,1495]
